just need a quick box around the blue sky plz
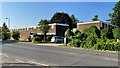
[1,2,116,29]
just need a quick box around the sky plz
[1,2,116,29]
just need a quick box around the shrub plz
[101,28,114,39]
[83,26,100,38]
[2,32,10,40]
[12,31,20,40]
[112,28,120,39]
[32,36,42,43]
[74,39,81,47]
[65,29,74,38]
[46,36,52,41]
[94,39,120,51]
[68,36,73,42]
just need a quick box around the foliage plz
[65,29,74,38]
[70,15,79,28]
[83,26,100,38]
[2,23,10,40]
[2,23,9,32]
[68,26,120,51]
[46,36,52,41]
[50,12,74,29]
[100,28,114,39]
[92,15,99,21]
[32,36,42,43]
[38,19,50,41]
[12,31,20,40]
[109,1,120,27]
[94,39,120,51]
[112,28,120,39]
[2,32,9,40]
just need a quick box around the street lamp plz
[6,18,10,30]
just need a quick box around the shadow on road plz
[2,40,18,44]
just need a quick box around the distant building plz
[11,23,68,41]
[77,21,118,32]
[11,21,118,41]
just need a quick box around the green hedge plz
[68,26,120,51]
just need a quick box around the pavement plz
[18,42,63,47]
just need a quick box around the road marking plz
[27,61,49,66]
[103,57,118,61]
[15,59,25,63]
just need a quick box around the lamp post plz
[6,18,10,30]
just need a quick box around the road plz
[2,42,119,66]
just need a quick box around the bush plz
[32,36,42,43]
[68,36,73,42]
[2,32,10,40]
[74,39,81,47]
[12,31,20,40]
[65,29,74,38]
[101,28,114,39]
[46,36,52,41]
[94,39,120,51]
[83,26,100,38]
[112,28,120,39]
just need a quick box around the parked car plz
[51,36,64,43]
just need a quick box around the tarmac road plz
[2,42,119,66]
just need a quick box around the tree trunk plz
[44,33,46,41]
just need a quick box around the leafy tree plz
[112,28,120,39]
[38,19,50,41]
[92,15,99,21]
[109,1,120,27]
[2,23,10,40]
[51,12,73,30]
[12,31,20,40]
[70,15,79,28]
[2,22,9,32]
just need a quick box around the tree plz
[12,31,20,40]
[38,19,50,41]
[2,23,10,40]
[109,1,120,27]
[51,12,73,30]
[92,15,99,21]
[2,22,9,32]
[70,15,79,28]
